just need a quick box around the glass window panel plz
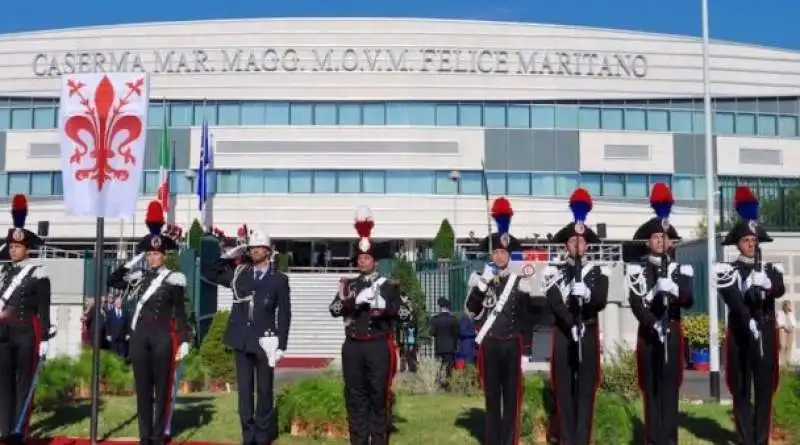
[148,103,165,127]
[289,170,313,193]
[170,104,193,127]
[241,103,266,125]
[362,170,385,193]
[735,113,756,135]
[757,115,777,136]
[29,172,52,196]
[779,116,798,137]
[650,175,671,187]
[531,105,555,128]
[338,104,361,125]
[670,111,692,133]
[458,104,482,126]
[386,170,434,194]
[647,109,669,131]
[52,172,63,196]
[216,170,238,193]
[313,104,337,125]
[32,107,56,129]
[555,105,579,129]
[264,170,289,193]
[362,103,385,125]
[238,170,264,193]
[337,171,361,193]
[459,172,483,195]
[626,175,648,197]
[603,174,624,197]
[485,172,506,195]
[507,105,531,128]
[386,103,410,125]
[435,104,458,126]
[694,175,706,199]
[0,173,8,197]
[265,103,290,125]
[692,111,705,134]
[143,171,160,194]
[0,108,9,130]
[290,104,313,125]
[600,108,623,130]
[531,173,555,196]
[580,173,602,196]
[715,112,735,135]
[673,176,695,200]
[194,104,217,125]
[624,109,647,131]
[554,174,579,197]
[171,174,190,194]
[407,103,435,126]
[217,103,240,126]
[435,171,457,195]
[312,170,337,193]
[10,108,32,129]
[483,105,506,128]
[507,173,530,195]
[7,174,28,194]
[579,108,601,130]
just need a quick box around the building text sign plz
[33,48,649,79]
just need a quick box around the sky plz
[1,0,798,50]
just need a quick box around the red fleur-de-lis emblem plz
[63,75,146,191]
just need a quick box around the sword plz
[164,361,183,437]
[480,160,493,256]
[15,358,45,434]
[573,251,584,364]
[660,218,671,364]
[753,242,765,358]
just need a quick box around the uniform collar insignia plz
[737,254,755,265]
[497,268,510,277]
[360,271,379,282]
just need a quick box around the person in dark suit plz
[457,313,477,365]
[104,296,129,357]
[207,226,291,445]
[430,298,459,389]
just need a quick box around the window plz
[263,170,289,193]
[735,113,755,135]
[52,172,63,196]
[386,103,410,125]
[757,115,777,136]
[554,174,579,196]
[170,104,193,127]
[600,108,624,131]
[507,173,530,195]
[555,105,579,129]
[386,171,433,194]
[362,170,385,193]
[670,111,692,133]
[338,104,361,125]
[531,173,555,196]
[485,172,506,195]
[10,108,32,129]
[507,105,530,128]
[779,116,798,137]
[603,174,624,197]
[216,170,239,194]
[148,103,165,127]
[406,103,435,125]
[715,112,735,135]
[239,170,264,193]
[483,105,506,128]
[265,103,290,125]
[625,175,648,198]
[290,103,313,125]
[289,170,313,193]
[580,173,602,196]
[217,103,240,126]
[692,112,705,134]
[435,171,457,194]
[313,171,337,193]
[314,104,337,125]
[194,104,216,125]
[33,107,56,129]
[0,108,9,130]
[579,108,601,130]
[362,103,385,125]
[435,104,458,126]
[647,110,669,131]
[673,176,695,199]
[459,172,483,195]
[531,105,555,128]
[459,104,481,126]
[337,171,361,193]
[241,103,265,125]
[624,109,647,131]
[7,173,28,194]
[143,171,160,194]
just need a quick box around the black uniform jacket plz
[430,312,459,354]
[108,265,190,343]
[210,258,292,354]
[329,273,402,340]
[0,260,53,339]
[465,269,535,339]
[714,259,785,331]
[542,262,609,334]
[626,258,694,328]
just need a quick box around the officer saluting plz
[107,201,190,445]
[543,188,609,445]
[0,195,55,445]
[626,183,694,445]
[465,197,535,445]
[715,186,785,445]
[328,206,404,445]
[207,226,291,445]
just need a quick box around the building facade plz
[1,18,799,255]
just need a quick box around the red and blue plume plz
[650,183,674,219]
[144,201,165,236]
[734,185,759,221]
[11,194,27,229]
[491,197,513,235]
[569,188,592,222]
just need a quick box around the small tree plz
[165,251,180,271]
[392,258,430,343]
[198,311,234,384]
[187,219,205,253]
[277,253,290,272]
[433,218,455,260]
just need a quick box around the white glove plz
[749,319,760,340]
[750,271,772,291]
[274,349,285,364]
[468,272,489,293]
[570,281,591,303]
[221,244,247,259]
[570,325,585,342]
[123,252,145,269]
[355,288,373,305]
[259,335,281,367]
[653,322,666,343]
[656,278,679,297]
[176,342,189,361]
[38,341,48,358]
[481,264,495,281]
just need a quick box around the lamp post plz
[184,169,196,228]
[449,170,460,255]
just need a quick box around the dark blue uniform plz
[210,259,291,445]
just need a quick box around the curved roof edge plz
[2,17,798,54]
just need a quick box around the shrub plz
[98,350,134,394]
[182,349,210,390]
[276,372,348,436]
[36,356,80,406]
[683,313,724,349]
[773,369,800,440]
[198,311,235,384]
[394,356,440,395]
[433,218,455,260]
[593,391,635,443]
[601,343,640,402]
[519,374,548,441]
[187,219,205,253]
[446,365,481,396]
[277,253,290,272]
[391,258,429,343]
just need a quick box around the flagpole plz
[89,217,104,445]
[167,139,177,225]
[701,0,721,403]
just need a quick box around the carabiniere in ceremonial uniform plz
[543,188,609,445]
[0,195,55,445]
[465,197,536,445]
[715,186,785,445]
[107,201,190,445]
[329,206,405,445]
[208,226,291,445]
[626,183,694,445]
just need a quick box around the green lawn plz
[30,393,737,444]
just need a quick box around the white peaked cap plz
[247,228,271,248]
[355,206,373,221]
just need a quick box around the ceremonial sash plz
[0,265,35,312]
[131,269,171,331]
[475,273,518,344]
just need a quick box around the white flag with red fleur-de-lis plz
[59,73,150,219]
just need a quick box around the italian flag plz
[156,114,170,211]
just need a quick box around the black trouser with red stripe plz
[477,336,523,445]
[342,335,397,445]
[725,321,779,445]
[636,321,684,445]
[129,320,178,445]
[0,318,41,444]
[549,323,600,445]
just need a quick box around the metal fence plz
[718,183,800,231]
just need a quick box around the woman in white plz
[777,300,796,367]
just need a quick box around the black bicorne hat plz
[551,188,601,244]
[478,197,522,253]
[722,186,772,246]
[136,201,179,254]
[6,194,42,250]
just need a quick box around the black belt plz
[346,332,390,341]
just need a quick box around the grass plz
[30,393,738,445]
